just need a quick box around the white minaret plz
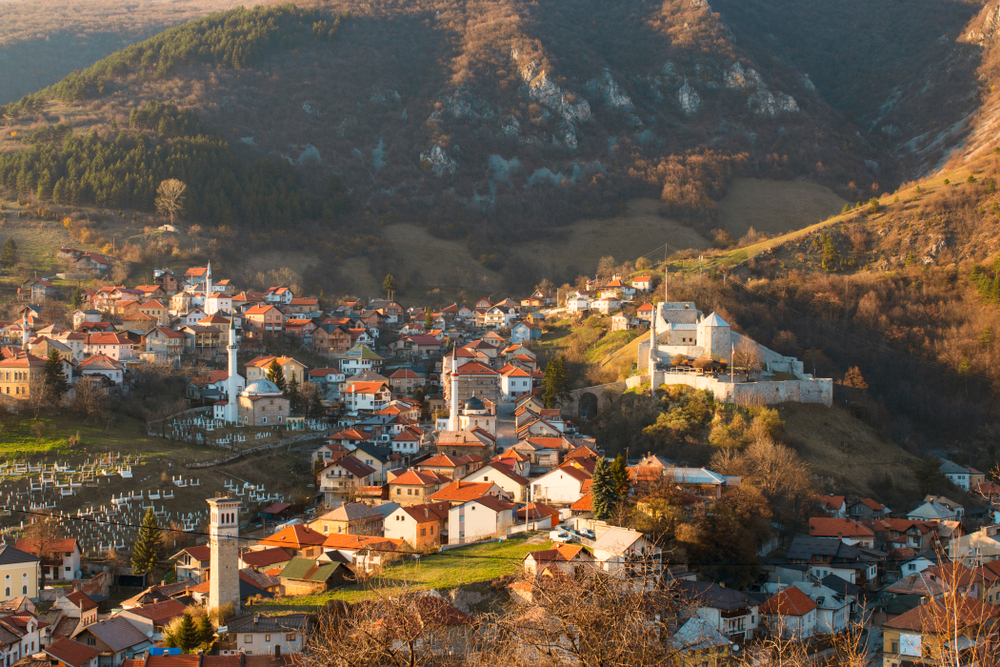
[224,318,239,423]
[205,261,213,297]
[21,313,29,351]
[648,306,656,372]
[207,496,242,614]
[447,350,459,431]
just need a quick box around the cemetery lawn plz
[0,413,219,461]
[259,537,554,609]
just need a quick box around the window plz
[286,634,296,641]
[245,636,253,643]
[265,635,270,642]
[21,586,26,594]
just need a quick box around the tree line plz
[0,5,345,117]
[0,102,351,227]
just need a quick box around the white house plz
[531,466,590,506]
[500,365,533,402]
[591,298,621,315]
[591,527,663,580]
[339,345,384,375]
[344,381,392,413]
[678,580,759,642]
[760,587,817,639]
[448,495,515,545]
[567,296,591,313]
[793,581,850,634]
[461,463,530,503]
[204,293,233,316]
[631,276,653,292]
[224,613,309,656]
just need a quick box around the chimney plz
[719,582,725,588]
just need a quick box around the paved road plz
[496,402,517,450]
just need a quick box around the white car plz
[549,530,575,543]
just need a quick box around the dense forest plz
[0,102,351,225]
[0,4,343,117]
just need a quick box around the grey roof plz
[786,535,866,563]
[352,444,395,463]
[84,617,149,652]
[0,545,39,565]
[700,312,729,327]
[671,617,731,651]
[675,581,754,610]
[937,458,970,475]
[820,574,860,598]
[322,502,384,522]
[227,613,310,634]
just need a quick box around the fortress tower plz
[207,496,242,614]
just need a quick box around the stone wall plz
[649,370,832,407]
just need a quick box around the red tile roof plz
[808,517,874,539]
[760,587,818,616]
[123,599,187,624]
[257,525,327,550]
[430,480,499,503]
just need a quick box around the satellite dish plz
[147,631,154,638]
[732,645,740,652]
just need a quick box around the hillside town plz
[0,252,994,667]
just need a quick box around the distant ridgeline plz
[0,4,344,115]
[0,5,351,226]
[0,101,351,226]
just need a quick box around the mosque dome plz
[242,379,283,396]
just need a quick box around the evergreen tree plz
[591,458,615,521]
[286,375,301,414]
[609,454,631,498]
[174,613,200,653]
[71,287,84,308]
[425,309,434,330]
[0,237,17,269]
[265,360,286,392]
[308,390,323,419]
[383,273,397,300]
[196,614,215,645]
[131,507,162,577]
[542,355,570,409]
[43,349,69,404]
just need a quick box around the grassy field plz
[779,403,922,502]
[259,535,553,609]
[716,178,847,239]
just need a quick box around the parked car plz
[549,530,575,543]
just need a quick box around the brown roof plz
[430,481,499,503]
[884,596,1000,631]
[14,538,77,555]
[45,638,101,667]
[123,599,187,624]
[83,617,149,652]
[391,470,443,487]
[241,547,293,569]
[257,525,328,550]
[472,495,515,512]
[400,502,450,523]
[65,591,98,612]
[808,517,874,538]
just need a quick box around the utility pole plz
[664,245,669,304]
[730,342,734,385]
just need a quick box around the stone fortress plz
[636,302,833,407]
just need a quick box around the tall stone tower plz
[205,260,213,298]
[207,496,241,614]
[224,318,239,424]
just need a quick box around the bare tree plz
[733,336,762,381]
[22,516,65,589]
[155,179,187,226]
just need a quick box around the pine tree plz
[286,375,301,414]
[425,309,434,330]
[196,614,215,645]
[308,390,323,419]
[542,355,570,409]
[609,454,631,498]
[174,613,200,653]
[43,349,69,404]
[266,359,286,392]
[71,287,84,308]
[0,237,17,269]
[131,507,162,577]
[591,458,615,521]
